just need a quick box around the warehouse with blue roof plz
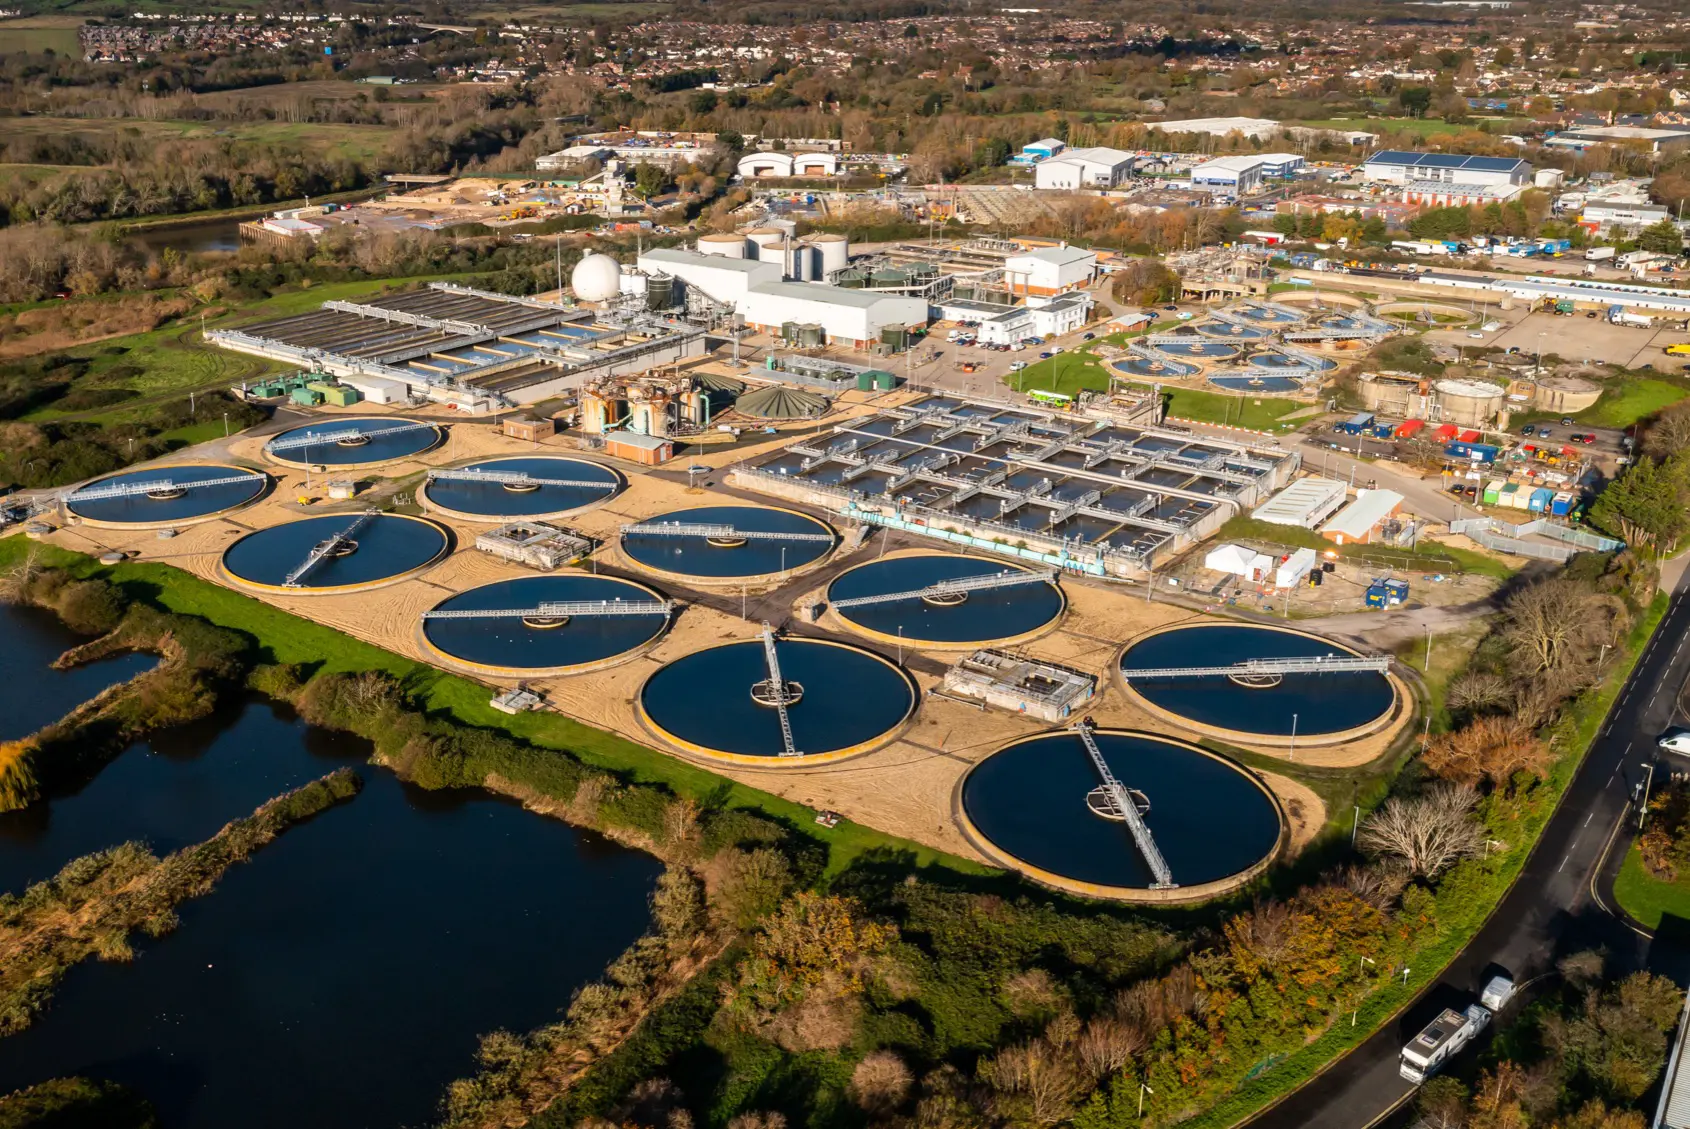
[1362,151,1531,189]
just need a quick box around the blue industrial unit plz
[1445,441,1500,463]
[1337,412,1376,435]
[1365,578,1410,609]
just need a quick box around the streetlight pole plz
[1138,1083,1154,1118]
[1289,713,1298,761]
[1424,622,1433,672]
[1641,761,1657,832]
[1352,804,1361,846]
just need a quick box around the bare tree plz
[1645,404,1690,459]
[1445,671,1511,715]
[1358,784,1486,878]
[979,1040,1084,1126]
[850,1051,914,1116]
[1422,716,1552,790]
[1075,1017,1146,1080]
[1503,578,1598,673]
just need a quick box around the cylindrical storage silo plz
[799,323,825,347]
[746,226,784,260]
[880,326,908,351]
[697,233,748,258]
[836,269,865,289]
[810,232,849,277]
[645,274,674,311]
[781,321,801,342]
[787,244,814,282]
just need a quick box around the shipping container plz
[1337,412,1376,434]
[1371,423,1395,439]
[1551,491,1574,517]
[1434,423,1460,442]
[1395,420,1426,439]
[1457,429,1482,443]
[1483,479,1504,505]
[1446,442,1500,463]
[1528,487,1554,513]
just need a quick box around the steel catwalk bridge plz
[829,568,1057,610]
[1120,655,1390,679]
[761,623,802,758]
[1075,720,1175,888]
[421,599,673,620]
[283,510,378,588]
[266,420,436,453]
[66,472,261,503]
[426,468,617,491]
[620,521,833,544]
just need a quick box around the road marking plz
[1559,852,1573,873]
[1585,812,1595,827]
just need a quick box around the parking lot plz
[1429,308,1690,370]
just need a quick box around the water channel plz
[0,605,662,1126]
[127,220,245,256]
[0,602,154,742]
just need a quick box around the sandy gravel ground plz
[33,403,1395,871]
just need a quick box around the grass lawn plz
[1613,842,1690,930]
[0,535,985,881]
[1288,117,1504,139]
[1512,377,1690,431]
[19,275,473,427]
[1217,514,1517,580]
[1158,385,1314,434]
[0,116,392,164]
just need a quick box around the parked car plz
[1082,332,1096,341]
[1009,361,1028,372]
[1163,304,1179,311]
[1039,352,1053,359]
[1537,427,1552,438]
[1659,727,1690,755]
[1560,417,1573,426]
[1468,331,1484,339]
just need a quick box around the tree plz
[1358,783,1485,878]
[1502,577,1602,673]
[1400,86,1434,117]
[1636,217,1683,257]
[849,1051,914,1116]
[632,163,670,200]
[1644,404,1690,459]
[1109,259,1181,307]
[1590,456,1690,549]
[1422,716,1552,790]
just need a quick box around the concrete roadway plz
[1242,583,1690,1129]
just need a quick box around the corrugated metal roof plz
[1321,489,1404,539]
[735,385,829,419]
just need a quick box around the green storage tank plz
[870,268,908,288]
[880,326,908,351]
[836,269,865,289]
[856,370,899,392]
[799,323,824,347]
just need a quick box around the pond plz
[127,219,245,255]
[0,602,154,743]
[0,695,663,1127]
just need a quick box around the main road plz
[1243,583,1690,1129]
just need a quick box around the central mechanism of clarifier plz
[1074,718,1175,888]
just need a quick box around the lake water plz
[0,601,154,742]
[0,692,663,1126]
[128,219,244,255]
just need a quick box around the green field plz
[0,19,81,54]
[1514,377,1690,431]
[0,117,393,163]
[1289,117,1507,139]
[1613,842,1690,930]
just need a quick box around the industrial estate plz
[8,1,1690,1127]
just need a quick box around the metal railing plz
[283,510,377,587]
[1075,720,1175,888]
[1121,655,1390,679]
[421,599,672,620]
[266,421,435,454]
[619,521,833,544]
[427,468,616,491]
[829,568,1056,610]
[67,473,259,503]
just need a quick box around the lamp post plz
[1641,760,1657,832]
[1138,1083,1154,1118]
[1289,712,1298,761]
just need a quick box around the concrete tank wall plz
[811,233,849,277]
[697,234,748,259]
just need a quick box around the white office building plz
[1003,246,1097,295]
[1033,147,1137,190]
[1362,151,1530,189]
[1154,117,1283,141]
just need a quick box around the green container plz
[322,385,363,407]
[290,388,325,407]
[856,370,898,391]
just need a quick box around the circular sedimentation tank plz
[1111,356,1199,379]
[1250,351,1336,372]
[1154,340,1242,361]
[1194,322,1270,340]
[65,463,267,528]
[1118,623,1397,744]
[1233,305,1302,324]
[419,456,623,522]
[620,504,836,584]
[1209,374,1303,394]
[639,636,916,763]
[263,416,443,469]
[826,554,1063,647]
[421,574,670,676]
[221,513,449,594]
[960,728,1284,899]
[1319,315,1365,331]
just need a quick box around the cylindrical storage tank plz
[781,321,801,342]
[870,268,907,289]
[880,326,908,351]
[787,244,815,282]
[810,232,849,277]
[645,274,675,311]
[697,233,748,258]
[745,227,785,261]
[799,323,824,347]
[1433,378,1507,428]
[836,269,865,289]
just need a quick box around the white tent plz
[1204,543,1275,582]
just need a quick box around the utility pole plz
[1352,804,1361,846]
[1641,761,1656,832]
[1424,622,1433,671]
[1289,713,1298,761]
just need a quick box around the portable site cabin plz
[1434,423,1460,442]
[1395,419,1426,439]
[1482,479,1504,505]
[1551,491,1574,517]
[1498,482,1520,508]
[1366,578,1410,608]
[1529,487,1554,513]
